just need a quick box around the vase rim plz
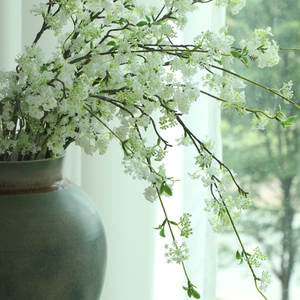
[0,154,65,164]
[0,153,68,195]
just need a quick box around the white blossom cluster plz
[204,192,253,234]
[179,213,193,238]
[205,196,241,233]
[250,112,270,131]
[259,270,271,292]
[204,73,246,114]
[215,0,246,15]
[248,246,267,268]
[240,27,280,68]
[186,133,254,234]
[279,80,294,101]
[164,240,190,264]
[198,156,253,233]
[188,137,215,180]
[0,0,286,162]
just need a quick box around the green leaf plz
[121,139,132,157]
[230,50,241,58]
[106,40,116,46]
[180,52,191,58]
[183,286,192,298]
[214,58,222,65]
[163,184,172,196]
[1,97,13,103]
[170,221,178,225]
[283,115,297,125]
[108,45,119,53]
[146,15,151,23]
[236,250,242,260]
[113,17,126,25]
[241,56,248,64]
[191,288,201,299]
[119,17,127,24]
[236,250,244,264]
[159,226,166,237]
[155,177,163,184]
[40,64,48,72]
[277,115,297,128]
[136,21,148,27]
[193,44,202,51]
[159,182,165,195]
[156,37,163,44]
[241,46,247,55]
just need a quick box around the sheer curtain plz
[0,1,224,299]
[153,4,224,300]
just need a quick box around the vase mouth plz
[0,153,65,164]
[0,154,70,195]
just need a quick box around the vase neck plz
[0,156,70,195]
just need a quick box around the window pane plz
[219,1,300,300]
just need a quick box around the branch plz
[209,64,300,109]
[32,2,60,45]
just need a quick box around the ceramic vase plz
[0,156,107,300]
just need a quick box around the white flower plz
[215,0,229,7]
[195,153,212,168]
[205,196,242,233]
[26,95,45,119]
[202,136,215,151]
[257,41,279,68]
[164,240,190,264]
[95,138,109,155]
[176,135,192,146]
[143,186,157,203]
[230,0,246,15]
[280,80,294,100]
[206,166,218,177]
[259,270,271,292]
[235,194,253,210]
[179,213,193,238]
[201,175,214,187]
[249,247,267,268]
[251,112,269,131]
[122,156,150,180]
[240,27,279,68]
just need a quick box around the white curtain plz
[0,1,224,299]
[152,4,224,300]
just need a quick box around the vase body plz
[0,156,107,300]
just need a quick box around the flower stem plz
[156,190,191,283]
[210,64,300,109]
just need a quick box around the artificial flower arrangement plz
[0,0,298,298]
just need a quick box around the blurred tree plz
[222,0,300,299]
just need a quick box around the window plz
[219,1,300,299]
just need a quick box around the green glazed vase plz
[0,156,107,300]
